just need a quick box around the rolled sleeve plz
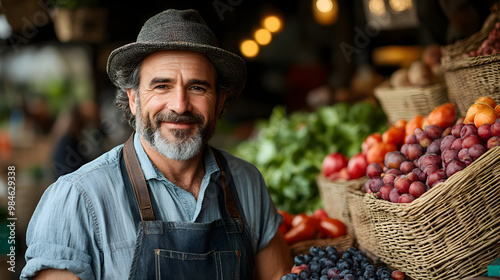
[21,243,93,280]
[21,177,100,280]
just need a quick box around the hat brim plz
[106,41,246,98]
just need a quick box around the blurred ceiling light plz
[313,0,338,25]
[389,0,413,13]
[369,0,386,17]
[254,28,272,45]
[0,14,12,40]
[263,15,282,33]
[316,0,333,13]
[240,39,259,58]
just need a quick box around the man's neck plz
[138,137,205,199]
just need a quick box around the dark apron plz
[119,134,255,280]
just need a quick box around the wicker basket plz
[346,185,379,257]
[441,9,500,117]
[362,146,500,280]
[316,174,366,237]
[374,81,449,125]
[289,235,355,257]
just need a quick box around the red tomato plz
[291,213,310,227]
[319,218,346,238]
[322,152,348,178]
[347,153,368,180]
[278,209,295,228]
[284,219,318,245]
[278,223,289,235]
[312,209,329,221]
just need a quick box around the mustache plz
[153,111,204,125]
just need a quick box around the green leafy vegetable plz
[235,102,388,214]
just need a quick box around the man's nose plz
[170,87,190,114]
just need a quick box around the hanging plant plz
[52,0,107,43]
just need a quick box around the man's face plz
[128,50,225,161]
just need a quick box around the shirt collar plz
[133,133,220,181]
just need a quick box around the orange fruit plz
[475,96,497,108]
[394,119,407,129]
[496,104,500,115]
[366,142,397,166]
[474,107,498,128]
[383,125,405,147]
[361,132,383,155]
[405,115,424,137]
[425,102,457,129]
[465,102,492,124]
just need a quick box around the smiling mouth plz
[162,121,196,129]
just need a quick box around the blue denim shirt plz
[21,133,282,280]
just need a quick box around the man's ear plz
[127,89,137,115]
[216,92,227,118]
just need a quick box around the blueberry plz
[320,268,329,276]
[379,271,391,278]
[309,262,321,273]
[325,246,338,255]
[360,259,371,269]
[321,258,334,268]
[365,264,375,273]
[347,247,358,254]
[310,246,321,256]
[337,259,350,271]
[329,253,340,263]
[342,252,352,259]
[320,276,329,280]
[299,269,311,279]
[344,274,356,280]
[355,268,363,276]
[294,254,305,266]
[339,269,351,277]
[364,270,376,279]
[317,249,326,258]
[281,274,295,280]
[353,252,366,262]
[303,253,313,264]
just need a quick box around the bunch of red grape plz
[365,119,500,203]
[469,22,500,57]
[282,246,405,280]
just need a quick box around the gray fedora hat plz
[106,9,246,98]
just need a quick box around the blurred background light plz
[316,0,333,13]
[389,0,413,13]
[263,15,283,33]
[240,39,260,58]
[313,0,338,25]
[254,28,272,45]
[369,0,386,17]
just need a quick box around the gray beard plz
[135,97,215,161]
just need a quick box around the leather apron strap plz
[212,150,243,231]
[123,133,155,222]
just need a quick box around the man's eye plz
[191,86,206,92]
[154,85,167,90]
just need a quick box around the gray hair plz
[113,61,233,130]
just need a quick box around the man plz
[21,9,292,280]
